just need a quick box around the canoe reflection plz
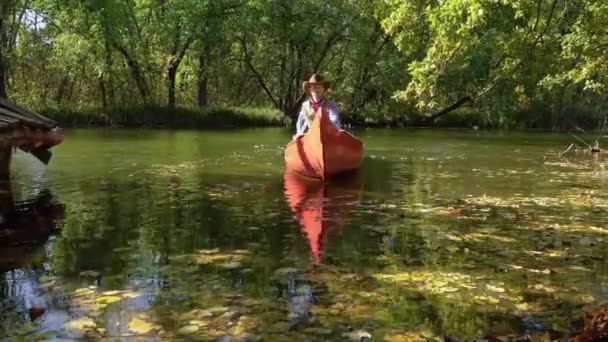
[283,170,362,264]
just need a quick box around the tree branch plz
[532,0,542,32]
[237,35,279,109]
[427,96,473,122]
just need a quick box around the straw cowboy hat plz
[302,74,331,94]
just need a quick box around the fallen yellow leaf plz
[128,317,157,334]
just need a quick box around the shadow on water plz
[360,156,395,195]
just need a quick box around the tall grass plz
[38,105,290,129]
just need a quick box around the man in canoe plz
[294,74,342,139]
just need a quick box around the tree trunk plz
[349,24,389,112]
[55,75,69,103]
[113,43,151,104]
[99,78,108,110]
[104,37,114,107]
[290,94,306,120]
[197,78,208,107]
[426,96,473,123]
[0,47,6,100]
[167,64,177,109]
[197,54,208,107]
[238,36,279,110]
[166,32,196,109]
[0,17,7,100]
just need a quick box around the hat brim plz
[302,81,330,93]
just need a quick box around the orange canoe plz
[283,171,362,264]
[284,109,363,179]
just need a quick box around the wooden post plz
[0,145,11,180]
[0,175,13,214]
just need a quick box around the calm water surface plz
[1,128,607,340]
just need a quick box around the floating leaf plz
[65,318,96,332]
[101,290,121,296]
[383,330,429,341]
[188,319,210,327]
[569,265,593,272]
[128,318,153,334]
[177,325,199,335]
[73,288,97,297]
[220,261,242,269]
[209,306,230,314]
[486,285,506,293]
[95,296,122,305]
[577,294,596,304]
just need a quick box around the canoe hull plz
[284,110,363,179]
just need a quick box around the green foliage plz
[378,0,608,129]
[1,0,608,128]
[0,0,412,126]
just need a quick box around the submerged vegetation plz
[1,0,608,128]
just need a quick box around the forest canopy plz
[1,0,607,129]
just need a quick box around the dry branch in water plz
[559,143,576,157]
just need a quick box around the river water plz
[1,128,607,340]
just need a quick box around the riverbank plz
[38,105,606,132]
[347,109,607,132]
[39,106,289,129]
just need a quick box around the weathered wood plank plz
[0,97,57,129]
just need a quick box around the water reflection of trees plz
[47,151,399,282]
[46,153,581,339]
[0,181,65,337]
[0,182,65,272]
[49,172,303,284]
[5,133,603,339]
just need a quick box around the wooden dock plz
[0,98,64,178]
